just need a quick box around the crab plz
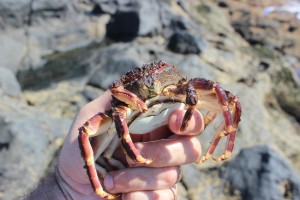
[78,61,241,199]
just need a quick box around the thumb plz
[168,109,204,135]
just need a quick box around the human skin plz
[25,91,203,200]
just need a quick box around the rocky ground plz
[1,0,300,199]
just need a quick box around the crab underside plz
[78,61,242,199]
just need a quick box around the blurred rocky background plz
[1,0,300,199]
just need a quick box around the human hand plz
[57,91,203,199]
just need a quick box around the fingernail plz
[104,174,114,191]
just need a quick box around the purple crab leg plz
[196,122,224,164]
[214,83,236,136]
[198,96,241,163]
[113,108,152,164]
[180,82,198,131]
[179,78,215,131]
[79,129,119,199]
[204,111,217,126]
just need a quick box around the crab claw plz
[110,87,148,112]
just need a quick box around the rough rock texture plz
[0,67,21,97]
[223,146,300,200]
[0,97,71,200]
[0,0,109,72]
[167,31,204,54]
[1,0,300,199]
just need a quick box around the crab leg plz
[213,101,241,162]
[197,98,241,163]
[180,82,198,131]
[185,79,240,163]
[113,108,152,164]
[78,113,119,199]
[214,83,236,137]
[204,111,217,126]
[80,113,112,137]
[79,129,119,199]
[196,122,225,164]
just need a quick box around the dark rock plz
[217,0,229,8]
[223,146,300,200]
[167,31,205,54]
[106,0,160,41]
[0,67,21,97]
[106,9,139,42]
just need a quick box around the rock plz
[88,57,141,89]
[106,8,139,42]
[91,1,117,15]
[223,145,300,200]
[137,0,160,36]
[226,0,300,67]
[0,0,31,28]
[167,31,205,54]
[0,0,72,29]
[82,85,105,101]
[0,0,109,72]
[181,164,239,199]
[174,55,216,80]
[0,67,21,97]
[0,30,28,72]
[0,98,71,200]
[106,0,160,41]
[271,66,300,122]
[22,79,87,118]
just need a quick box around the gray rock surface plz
[0,0,109,71]
[223,146,300,200]
[0,98,71,200]
[0,0,300,200]
[0,67,21,97]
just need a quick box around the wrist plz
[56,166,112,200]
[22,170,68,200]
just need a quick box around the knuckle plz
[161,167,179,186]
